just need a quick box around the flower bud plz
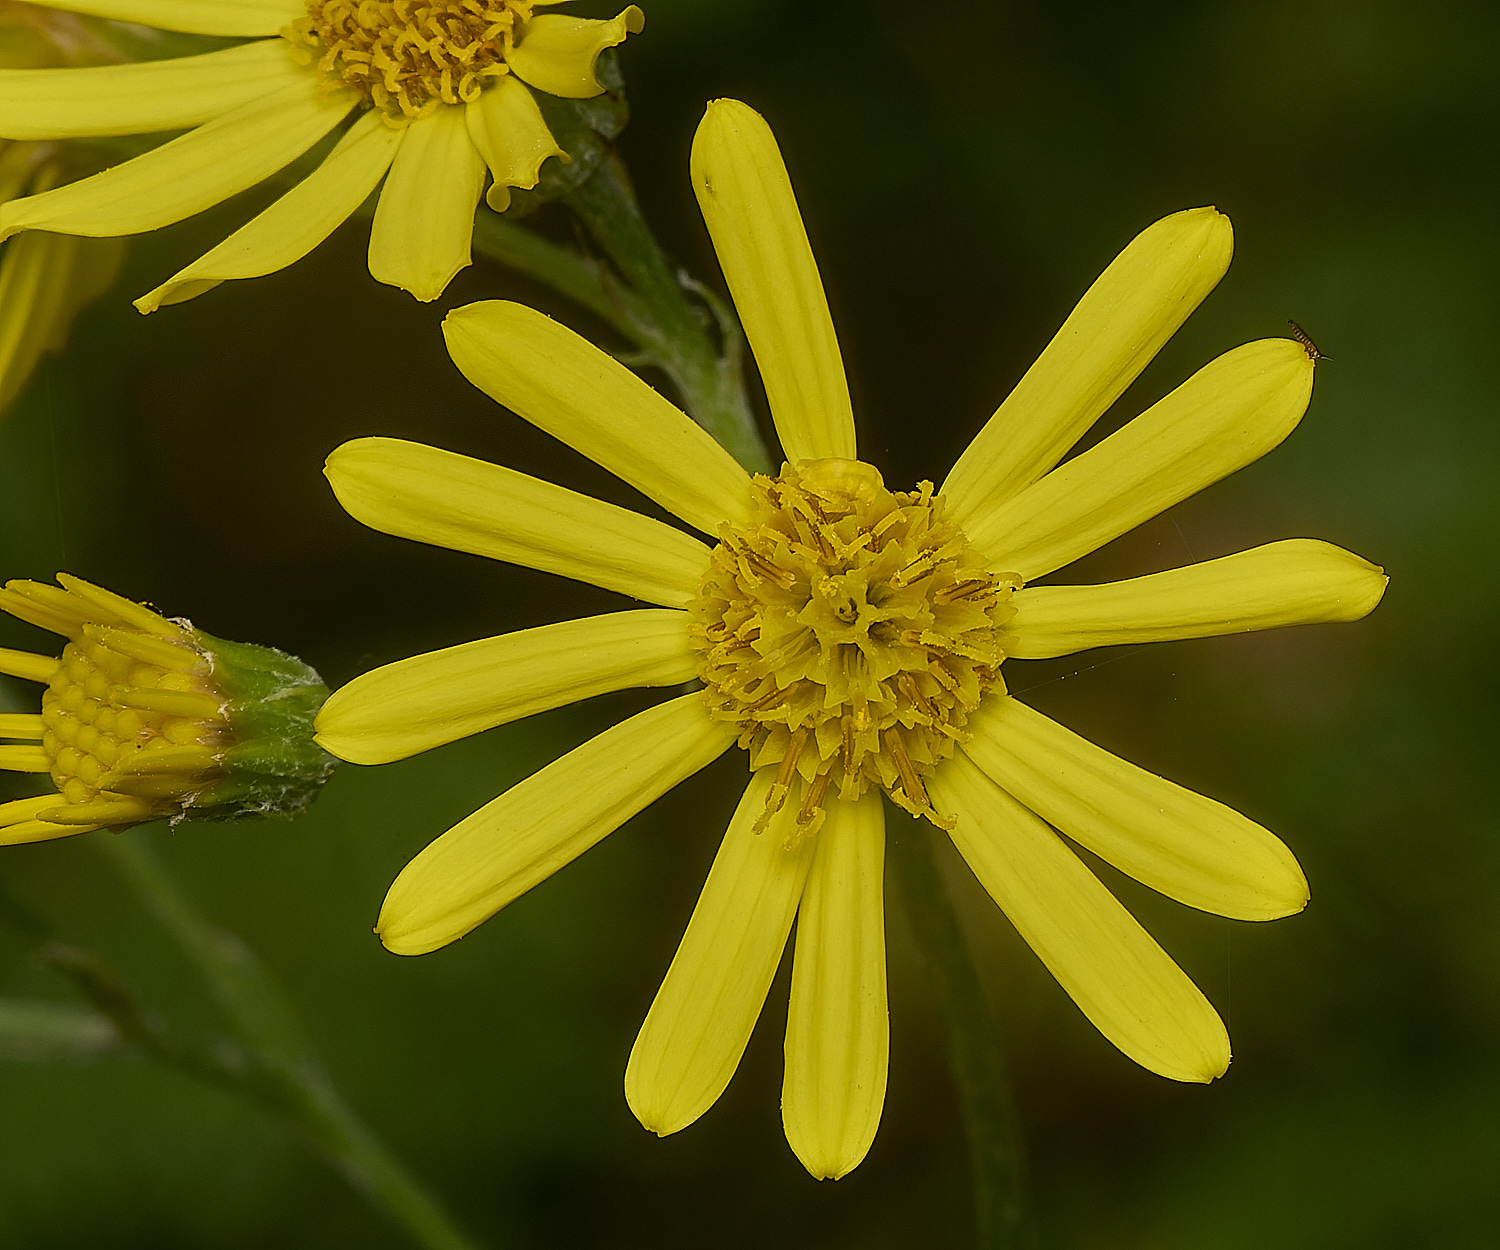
[0,574,334,844]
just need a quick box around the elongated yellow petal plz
[783,790,887,1180]
[0,41,301,140]
[0,647,59,682]
[316,609,696,765]
[464,76,564,212]
[931,751,1230,1082]
[626,771,816,1136]
[325,437,711,608]
[507,6,644,99]
[0,714,44,740]
[0,79,355,244]
[443,301,753,535]
[135,109,403,312]
[691,99,855,463]
[55,573,181,636]
[0,817,93,845]
[969,339,1314,578]
[378,692,735,954]
[0,745,50,772]
[944,208,1234,520]
[367,104,486,301]
[964,697,1308,921]
[18,0,301,37]
[1009,539,1389,659]
[0,793,61,825]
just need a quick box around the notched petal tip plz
[507,5,645,99]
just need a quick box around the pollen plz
[690,459,1019,841]
[284,0,535,122]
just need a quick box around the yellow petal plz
[691,99,855,463]
[377,692,735,954]
[368,104,487,302]
[464,76,564,212]
[626,771,816,1136]
[0,794,61,824]
[968,339,1314,578]
[964,697,1308,921]
[443,301,753,535]
[0,715,45,740]
[0,817,93,845]
[506,6,644,99]
[0,78,355,244]
[944,208,1234,521]
[134,109,403,312]
[782,790,888,1181]
[1008,539,1389,659]
[325,437,711,608]
[930,751,1230,1082]
[0,745,50,771]
[0,647,59,682]
[316,609,695,765]
[0,41,301,139]
[18,0,301,37]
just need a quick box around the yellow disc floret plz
[285,0,536,121]
[41,616,229,825]
[690,459,1018,839]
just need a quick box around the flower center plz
[40,621,230,819]
[690,459,1017,840]
[285,0,534,121]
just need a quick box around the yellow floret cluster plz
[42,624,228,817]
[285,0,535,120]
[690,458,1018,838]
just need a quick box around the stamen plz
[690,458,1012,835]
[285,0,531,121]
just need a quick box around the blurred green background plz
[1,0,1496,1245]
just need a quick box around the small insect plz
[1287,320,1329,361]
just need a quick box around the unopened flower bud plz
[0,574,334,844]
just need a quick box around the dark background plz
[1,0,1495,1244]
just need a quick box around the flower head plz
[0,573,334,843]
[0,0,643,307]
[316,99,1386,1177]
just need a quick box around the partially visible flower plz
[0,1,122,416]
[0,573,334,844]
[316,100,1386,1178]
[0,0,643,308]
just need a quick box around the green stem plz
[97,833,484,1250]
[888,814,1034,1249]
[471,158,771,474]
[566,155,768,471]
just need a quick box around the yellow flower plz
[0,1,123,415]
[0,573,333,843]
[316,99,1387,1178]
[0,0,644,307]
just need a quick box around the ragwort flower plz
[0,0,643,307]
[0,574,333,843]
[316,99,1387,1178]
